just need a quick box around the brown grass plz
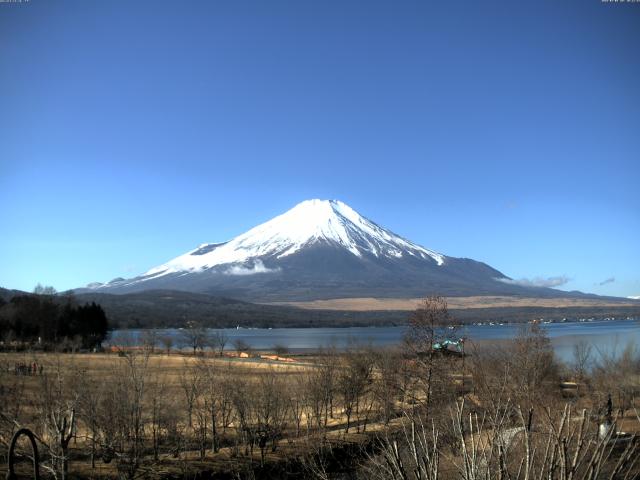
[267,295,639,311]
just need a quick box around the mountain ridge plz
[77,200,599,302]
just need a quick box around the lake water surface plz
[110,319,639,364]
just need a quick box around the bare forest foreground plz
[1,297,639,479]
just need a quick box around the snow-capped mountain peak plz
[80,199,531,300]
[141,199,444,281]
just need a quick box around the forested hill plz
[72,289,404,328]
[2,287,639,330]
[68,290,640,329]
[5,287,411,329]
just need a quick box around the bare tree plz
[148,378,162,461]
[254,369,289,464]
[229,376,257,457]
[96,350,151,479]
[364,414,440,480]
[179,361,202,430]
[160,335,174,355]
[192,372,209,460]
[77,375,103,469]
[208,330,228,356]
[404,296,456,413]
[573,339,593,380]
[196,357,223,454]
[592,340,640,417]
[140,330,158,354]
[511,323,558,406]
[273,343,289,356]
[37,355,79,480]
[304,351,336,435]
[218,369,236,434]
[373,348,402,425]
[233,338,251,356]
[338,347,373,433]
[181,321,207,354]
[366,399,640,480]
[288,375,306,438]
[405,296,456,353]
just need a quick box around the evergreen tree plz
[0,294,109,349]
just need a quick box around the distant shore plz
[269,295,640,311]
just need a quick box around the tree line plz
[0,285,109,350]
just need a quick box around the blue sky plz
[1,0,638,297]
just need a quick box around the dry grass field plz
[0,351,312,477]
[0,349,399,479]
[269,295,640,311]
[1,320,638,479]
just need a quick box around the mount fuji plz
[81,200,574,301]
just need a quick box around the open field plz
[269,295,640,311]
[0,351,326,479]
[1,322,639,479]
[1,349,424,479]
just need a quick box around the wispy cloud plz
[224,260,280,276]
[498,275,571,288]
[598,277,615,286]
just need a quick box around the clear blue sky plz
[1,0,638,297]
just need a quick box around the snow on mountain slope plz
[141,199,444,282]
[79,199,614,302]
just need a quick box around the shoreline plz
[108,315,639,332]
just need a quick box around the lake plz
[109,318,640,364]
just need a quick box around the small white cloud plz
[498,275,570,288]
[628,295,640,300]
[224,260,280,276]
